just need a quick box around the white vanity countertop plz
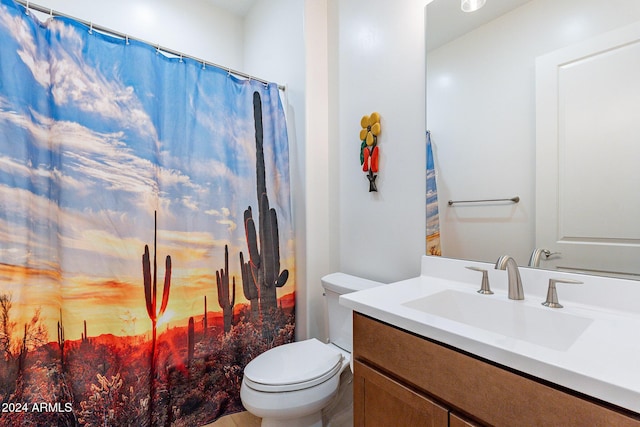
[339,256,640,414]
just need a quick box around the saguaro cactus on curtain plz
[216,245,235,333]
[142,211,172,426]
[243,92,289,330]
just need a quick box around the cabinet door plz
[353,360,448,427]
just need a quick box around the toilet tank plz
[321,273,384,352]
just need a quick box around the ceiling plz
[206,0,258,17]
[427,0,532,51]
[205,0,532,51]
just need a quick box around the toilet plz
[240,272,383,427]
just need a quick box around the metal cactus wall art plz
[359,112,382,192]
[216,245,235,333]
[243,91,289,328]
[142,211,171,427]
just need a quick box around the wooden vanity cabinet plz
[352,313,640,427]
[353,359,448,426]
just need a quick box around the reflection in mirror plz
[535,24,640,279]
[425,0,640,279]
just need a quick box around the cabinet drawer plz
[353,312,640,427]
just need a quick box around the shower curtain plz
[426,131,441,256]
[0,1,295,426]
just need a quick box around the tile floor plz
[205,369,353,427]
[205,410,261,427]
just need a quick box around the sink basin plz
[402,290,593,351]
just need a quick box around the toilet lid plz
[243,338,343,392]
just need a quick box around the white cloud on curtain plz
[0,0,294,425]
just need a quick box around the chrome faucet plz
[528,248,560,267]
[495,255,524,300]
[528,248,550,267]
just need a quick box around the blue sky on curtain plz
[0,0,294,424]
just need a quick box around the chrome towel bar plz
[448,196,520,206]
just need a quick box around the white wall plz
[427,0,640,265]
[26,0,245,70]
[332,0,427,284]
[301,0,335,341]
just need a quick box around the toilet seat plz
[243,338,344,393]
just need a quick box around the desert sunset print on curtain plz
[0,0,295,425]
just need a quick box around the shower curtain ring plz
[25,0,29,15]
[202,61,206,70]
[89,22,93,34]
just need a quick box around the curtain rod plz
[13,0,286,91]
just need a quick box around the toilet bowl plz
[240,273,383,427]
[240,339,348,427]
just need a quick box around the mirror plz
[426,0,640,278]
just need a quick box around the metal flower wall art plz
[359,112,381,192]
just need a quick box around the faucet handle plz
[542,278,582,308]
[466,266,493,295]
